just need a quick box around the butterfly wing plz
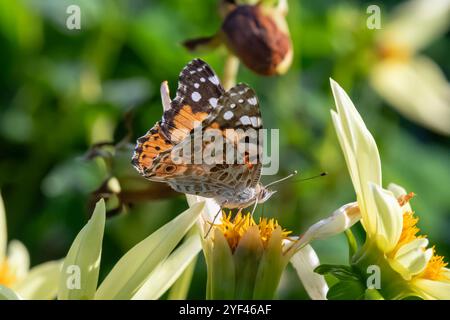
[132,59,224,176]
[148,84,264,197]
[161,58,225,143]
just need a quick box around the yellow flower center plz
[393,193,448,281]
[215,211,292,252]
[395,211,422,252]
[377,41,411,62]
[0,260,17,287]
[421,248,448,281]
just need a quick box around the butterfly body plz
[132,59,274,209]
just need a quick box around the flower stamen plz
[0,260,16,287]
[215,211,292,252]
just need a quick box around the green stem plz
[344,228,358,262]
[222,54,239,90]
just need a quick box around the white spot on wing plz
[240,116,251,125]
[230,103,236,108]
[191,92,201,102]
[194,83,200,88]
[197,68,203,72]
[200,77,206,82]
[209,75,220,85]
[224,111,234,120]
[209,97,218,108]
[250,116,259,127]
[248,97,257,105]
[238,99,244,103]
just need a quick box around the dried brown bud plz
[221,4,292,75]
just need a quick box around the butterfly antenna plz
[264,170,299,189]
[290,172,328,184]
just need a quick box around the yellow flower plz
[216,211,292,252]
[330,79,450,299]
[0,192,61,300]
[187,195,360,300]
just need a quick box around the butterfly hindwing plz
[131,122,173,176]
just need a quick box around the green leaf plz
[131,233,201,300]
[314,264,360,281]
[167,255,197,300]
[95,202,204,300]
[345,228,358,261]
[253,227,288,299]
[208,229,236,300]
[365,288,385,300]
[167,228,199,300]
[327,280,365,300]
[0,285,21,300]
[233,226,264,299]
[58,199,106,300]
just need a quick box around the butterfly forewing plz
[161,59,225,143]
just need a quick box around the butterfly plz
[131,59,276,210]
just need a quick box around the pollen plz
[395,211,422,252]
[0,260,17,287]
[215,211,292,252]
[393,193,449,282]
[420,248,449,281]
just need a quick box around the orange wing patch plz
[132,122,173,173]
[165,105,208,143]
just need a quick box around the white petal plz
[0,192,6,263]
[6,240,30,283]
[411,277,450,300]
[390,239,432,280]
[380,0,450,53]
[330,79,382,236]
[291,202,360,250]
[290,245,328,300]
[371,57,450,136]
[369,184,403,253]
[186,195,221,236]
[387,183,412,212]
[13,260,62,300]
[0,285,22,300]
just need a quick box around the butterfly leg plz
[250,198,259,218]
[203,204,224,239]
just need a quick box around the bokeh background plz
[0,0,448,299]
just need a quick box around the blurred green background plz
[0,0,448,299]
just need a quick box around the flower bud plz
[221,4,292,75]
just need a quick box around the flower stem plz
[345,228,358,262]
[222,53,239,90]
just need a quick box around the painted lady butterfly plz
[132,59,275,209]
